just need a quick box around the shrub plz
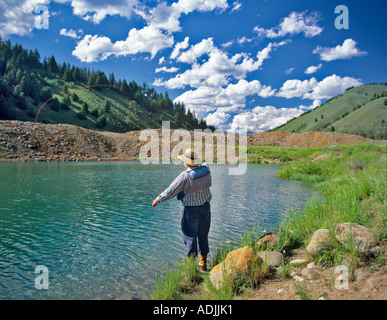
[49,97,60,111]
[77,110,86,120]
[96,114,107,128]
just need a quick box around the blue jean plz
[181,202,211,257]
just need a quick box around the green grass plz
[275,142,386,267]
[150,142,386,300]
[294,282,313,300]
[247,145,324,163]
[274,83,387,139]
[150,258,202,300]
[333,97,387,138]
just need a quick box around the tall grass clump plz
[247,145,324,164]
[276,142,386,265]
[150,258,202,300]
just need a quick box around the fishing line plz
[155,163,182,223]
[34,84,180,222]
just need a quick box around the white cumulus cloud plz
[176,37,216,64]
[0,0,51,37]
[277,78,319,99]
[155,66,180,73]
[60,28,82,39]
[156,39,289,89]
[254,11,323,39]
[137,0,228,32]
[304,63,322,74]
[230,105,305,132]
[170,37,190,59]
[313,39,367,61]
[204,110,231,128]
[303,74,363,100]
[67,0,139,24]
[72,34,114,62]
[73,25,174,62]
[71,0,229,62]
[173,79,275,117]
[277,74,362,100]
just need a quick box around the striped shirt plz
[156,167,212,207]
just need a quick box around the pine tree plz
[72,67,81,82]
[96,114,107,128]
[102,99,111,113]
[0,94,8,119]
[109,73,115,85]
[62,95,71,109]
[20,75,34,97]
[163,92,173,111]
[77,109,86,120]
[63,70,73,82]
[81,101,89,114]
[40,86,52,102]
[49,97,60,111]
[71,92,79,102]
[47,55,59,73]
[87,71,97,86]
[121,79,129,94]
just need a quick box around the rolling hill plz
[273,83,387,139]
[0,39,214,133]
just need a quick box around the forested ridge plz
[0,37,215,132]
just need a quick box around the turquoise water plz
[0,162,319,299]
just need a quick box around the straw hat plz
[177,148,202,166]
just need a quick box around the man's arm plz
[152,172,187,207]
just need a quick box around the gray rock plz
[290,271,303,282]
[257,251,283,266]
[306,229,331,256]
[335,223,374,252]
[289,259,308,266]
[301,267,319,280]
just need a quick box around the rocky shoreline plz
[175,224,386,301]
[0,120,380,162]
[208,223,386,300]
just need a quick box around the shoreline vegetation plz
[150,142,386,300]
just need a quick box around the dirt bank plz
[248,130,375,148]
[0,120,382,162]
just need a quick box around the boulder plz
[209,246,263,290]
[301,267,319,280]
[257,251,283,267]
[335,223,374,251]
[255,233,278,248]
[306,229,331,256]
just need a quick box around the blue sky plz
[1,0,386,131]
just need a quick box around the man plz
[152,148,212,271]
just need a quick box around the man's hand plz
[152,199,158,207]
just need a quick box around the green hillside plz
[0,39,214,133]
[273,83,387,139]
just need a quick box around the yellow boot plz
[187,255,196,265]
[198,254,207,272]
